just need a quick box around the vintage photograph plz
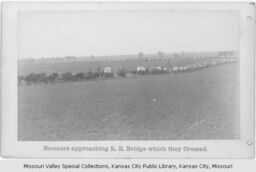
[17,10,240,141]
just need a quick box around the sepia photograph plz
[1,2,254,158]
[17,9,240,141]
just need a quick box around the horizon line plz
[18,50,238,60]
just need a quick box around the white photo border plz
[1,2,255,158]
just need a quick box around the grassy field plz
[18,63,239,141]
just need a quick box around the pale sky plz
[18,10,239,59]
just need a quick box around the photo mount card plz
[1,2,255,158]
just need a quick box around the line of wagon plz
[18,58,237,86]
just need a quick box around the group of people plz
[18,69,122,86]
